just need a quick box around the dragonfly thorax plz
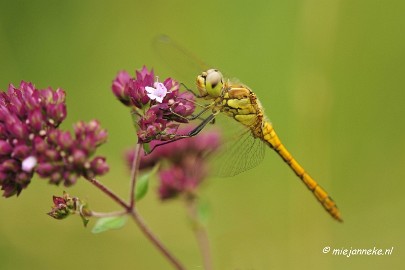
[196,69,224,98]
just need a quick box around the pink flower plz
[111,66,197,144]
[145,82,168,103]
[0,81,109,197]
[127,127,221,200]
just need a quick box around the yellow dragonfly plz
[153,35,342,222]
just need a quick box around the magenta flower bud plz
[158,166,185,200]
[15,171,32,184]
[0,159,19,173]
[1,181,20,198]
[0,123,6,139]
[0,107,9,122]
[11,144,31,159]
[36,163,54,177]
[46,129,59,145]
[63,172,78,187]
[6,116,28,140]
[47,203,70,219]
[46,103,67,126]
[57,131,74,150]
[71,149,86,166]
[49,171,63,184]
[89,156,109,176]
[112,71,131,106]
[44,149,60,161]
[128,80,150,109]
[136,66,155,83]
[94,129,108,145]
[28,108,44,132]
[163,78,179,93]
[52,88,66,104]
[33,136,48,153]
[174,91,195,117]
[53,195,66,206]
[0,140,12,155]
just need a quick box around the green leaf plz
[135,173,150,201]
[197,200,211,226]
[91,216,128,234]
[142,143,151,154]
[135,164,159,201]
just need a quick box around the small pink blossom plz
[145,82,168,103]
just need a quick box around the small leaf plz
[197,200,211,226]
[135,173,149,201]
[135,164,159,201]
[91,216,128,234]
[142,143,151,154]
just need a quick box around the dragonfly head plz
[196,69,224,98]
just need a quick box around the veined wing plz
[201,111,266,177]
[152,35,209,91]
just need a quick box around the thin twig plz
[186,198,213,270]
[85,176,130,210]
[129,143,142,209]
[89,210,127,218]
[129,210,186,270]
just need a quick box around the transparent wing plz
[214,129,266,177]
[201,112,266,177]
[152,35,209,90]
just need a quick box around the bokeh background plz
[1,1,404,269]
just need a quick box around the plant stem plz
[85,151,186,269]
[186,198,213,270]
[89,210,127,218]
[129,210,186,270]
[129,143,142,209]
[85,176,130,210]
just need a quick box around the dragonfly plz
[153,35,342,222]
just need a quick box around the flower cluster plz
[35,120,109,186]
[127,128,221,200]
[0,81,108,197]
[47,191,90,226]
[112,66,196,144]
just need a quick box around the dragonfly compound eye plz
[196,73,208,97]
[205,69,224,98]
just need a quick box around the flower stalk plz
[84,145,186,270]
[186,197,213,270]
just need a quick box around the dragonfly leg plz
[180,82,199,97]
[163,103,214,122]
[148,112,217,153]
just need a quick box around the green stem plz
[85,147,186,269]
[186,198,213,270]
[89,210,127,218]
[129,143,142,209]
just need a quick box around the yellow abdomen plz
[262,121,342,222]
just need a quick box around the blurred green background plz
[1,0,404,269]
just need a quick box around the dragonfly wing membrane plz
[207,113,266,177]
[152,35,209,90]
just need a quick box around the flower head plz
[47,191,90,226]
[127,127,221,200]
[112,66,196,144]
[0,81,108,197]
